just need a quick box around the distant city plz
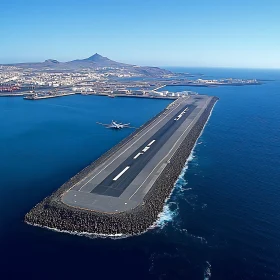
[0,53,261,100]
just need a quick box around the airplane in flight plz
[96,120,135,129]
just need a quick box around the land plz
[1,53,255,235]
[25,95,219,236]
[24,92,75,100]
[0,53,254,234]
[0,54,261,100]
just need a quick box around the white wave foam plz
[175,149,195,192]
[154,203,179,229]
[180,229,208,244]
[189,233,208,244]
[202,203,207,209]
[187,150,195,162]
[204,261,212,280]
[152,150,196,229]
[26,221,129,239]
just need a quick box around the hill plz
[2,54,172,77]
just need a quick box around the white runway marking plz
[133,153,143,159]
[148,140,156,146]
[113,166,130,181]
[174,107,189,121]
[72,99,184,192]
[142,146,150,152]
[129,101,209,200]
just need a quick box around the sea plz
[0,68,280,280]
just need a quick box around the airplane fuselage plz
[97,120,132,129]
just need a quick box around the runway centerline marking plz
[148,140,156,146]
[113,166,130,181]
[129,99,209,200]
[142,146,150,152]
[69,97,185,192]
[133,153,143,159]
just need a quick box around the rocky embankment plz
[25,97,218,236]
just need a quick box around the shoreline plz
[25,148,197,240]
[25,96,218,236]
[153,97,218,229]
[24,92,76,100]
[166,82,262,87]
[80,93,178,100]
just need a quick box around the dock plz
[25,95,218,236]
[24,92,76,100]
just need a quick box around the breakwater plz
[25,97,218,236]
[24,93,76,100]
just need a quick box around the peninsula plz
[25,94,218,236]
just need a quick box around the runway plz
[61,95,213,213]
[91,104,195,197]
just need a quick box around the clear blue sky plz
[1,0,279,68]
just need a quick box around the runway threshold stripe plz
[133,153,142,159]
[148,140,156,146]
[113,166,130,181]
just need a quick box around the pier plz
[25,95,218,236]
[152,85,166,91]
[24,92,76,100]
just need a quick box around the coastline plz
[153,97,218,229]
[24,92,76,100]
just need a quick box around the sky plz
[1,0,280,68]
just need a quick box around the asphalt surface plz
[61,95,213,213]
[91,104,196,197]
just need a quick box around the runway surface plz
[61,95,213,213]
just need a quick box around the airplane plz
[96,120,135,129]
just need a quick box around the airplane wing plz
[97,121,136,129]
[126,125,137,129]
[96,122,110,126]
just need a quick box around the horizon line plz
[1,55,280,71]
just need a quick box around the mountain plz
[83,53,113,63]
[44,59,60,64]
[67,53,129,68]
[1,54,172,77]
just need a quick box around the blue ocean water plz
[0,68,280,280]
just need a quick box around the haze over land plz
[1,0,279,68]
[1,53,171,77]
